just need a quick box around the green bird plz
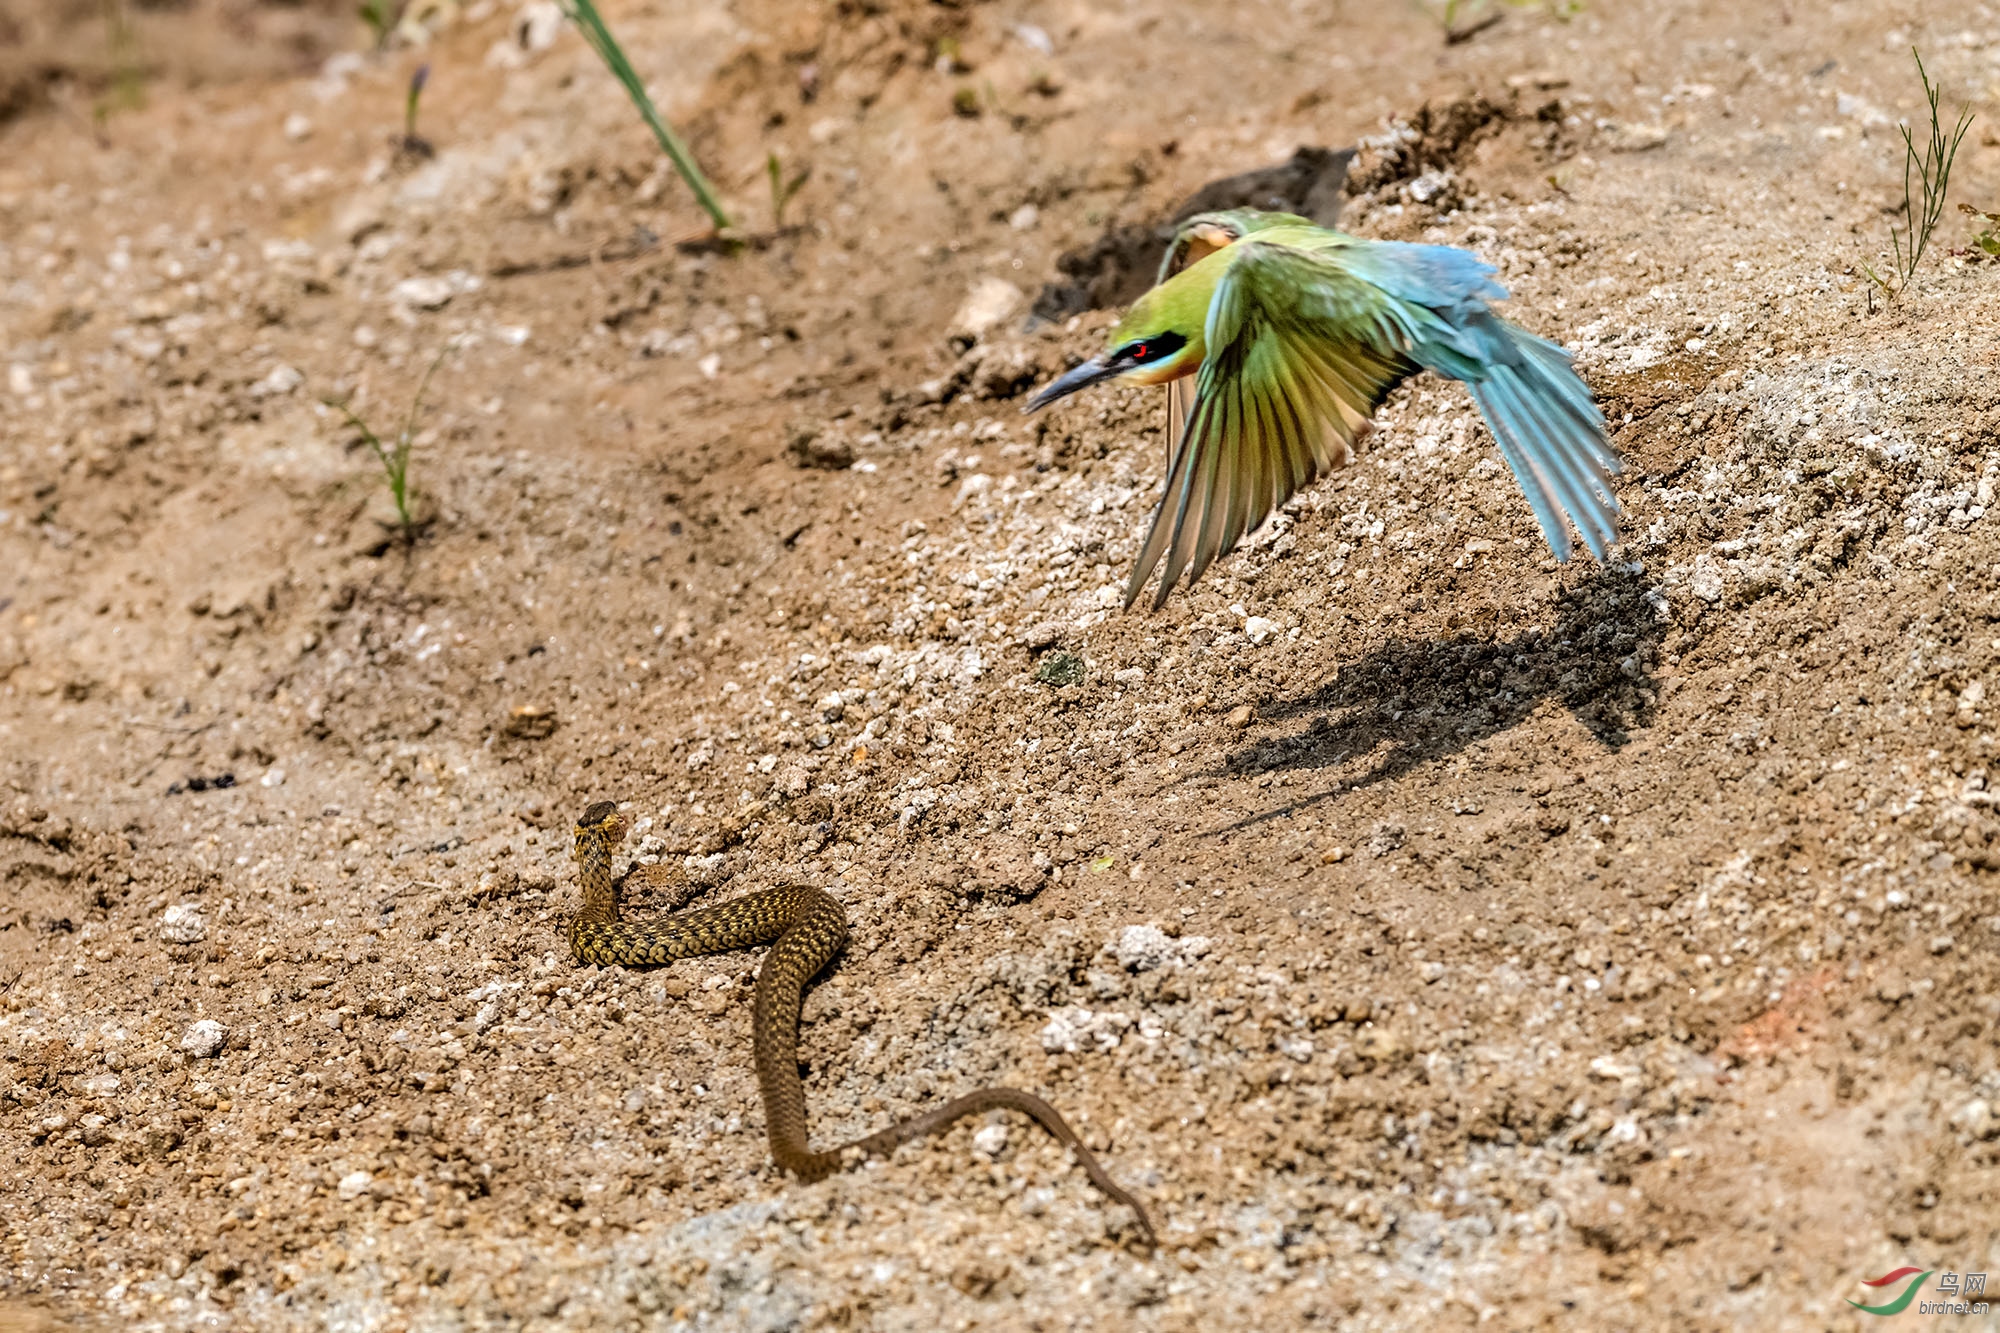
[1026,208,1620,609]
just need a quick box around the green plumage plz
[1026,208,1621,608]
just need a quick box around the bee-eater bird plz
[1025,208,1620,609]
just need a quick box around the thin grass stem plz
[325,340,456,546]
[555,0,732,232]
[1882,47,1975,296]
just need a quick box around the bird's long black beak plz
[1023,357,1117,413]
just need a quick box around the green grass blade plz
[1885,47,1977,291]
[555,0,732,232]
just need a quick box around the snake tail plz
[566,801,1156,1247]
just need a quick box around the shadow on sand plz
[1203,567,1672,832]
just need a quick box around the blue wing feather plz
[1119,225,1620,606]
[1344,245,1620,561]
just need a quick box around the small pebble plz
[1109,924,1210,973]
[180,1020,227,1059]
[160,904,208,944]
[393,276,456,311]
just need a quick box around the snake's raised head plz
[575,800,623,848]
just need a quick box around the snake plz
[566,800,1156,1246]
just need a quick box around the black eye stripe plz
[1118,330,1186,365]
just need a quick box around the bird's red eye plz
[1120,332,1184,366]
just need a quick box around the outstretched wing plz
[1165,376,1192,477]
[1340,241,1619,561]
[1155,212,1319,469]
[1156,214,1263,470]
[1125,241,1419,609]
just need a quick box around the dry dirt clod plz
[179,1019,227,1058]
[504,704,558,739]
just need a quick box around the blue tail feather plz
[1421,312,1619,561]
[1470,379,1579,561]
[1488,370,1614,558]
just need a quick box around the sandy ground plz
[5,0,2000,1329]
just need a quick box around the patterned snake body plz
[567,801,1155,1242]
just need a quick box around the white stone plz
[393,276,456,311]
[337,1170,374,1200]
[972,1124,1009,1158]
[1406,170,1452,203]
[775,762,811,800]
[1952,1099,1998,1139]
[1688,556,1726,603]
[249,364,303,398]
[1039,1006,1133,1054]
[159,904,208,944]
[283,113,314,142]
[1605,121,1668,152]
[180,1019,227,1059]
[953,473,992,509]
[1109,924,1211,972]
[1010,22,1053,55]
[1835,91,1890,126]
[951,277,1024,341]
[261,237,315,266]
[314,51,364,100]
[1243,616,1280,646]
[514,2,563,52]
